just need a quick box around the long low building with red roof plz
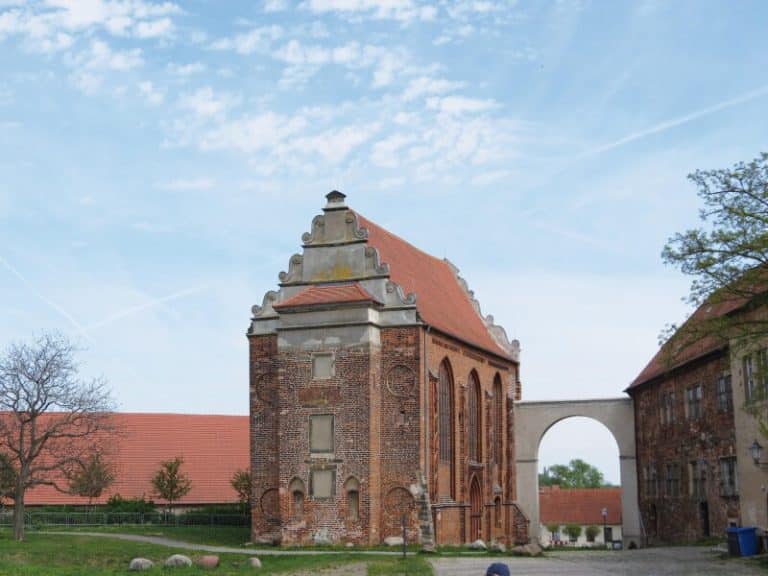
[539,486,623,547]
[20,413,249,507]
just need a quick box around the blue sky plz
[1,0,767,484]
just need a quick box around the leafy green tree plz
[230,468,252,513]
[151,457,192,513]
[585,525,600,543]
[564,523,582,543]
[539,459,606,488]
[68,453,115,511]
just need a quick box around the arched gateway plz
[515,398,642,548]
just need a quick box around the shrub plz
[585,525,600,542]
[564,524,582,543]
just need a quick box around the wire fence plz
[0,511,249,528]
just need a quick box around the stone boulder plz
[249,557,262,569]
[197,555,219,568]
[128,558,154,571]
[489,541,506,553]
[384,536,404,547]
[511,542,543,557]
[165,554,193,567]
[468,539,487,550]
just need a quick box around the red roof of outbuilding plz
[274,282,380,309]
[357,214,511,360]
[22,413,248,506]
[539,486,622,525]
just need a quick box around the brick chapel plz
[248,191,528,546]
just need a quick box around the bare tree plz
[0,333,116,540]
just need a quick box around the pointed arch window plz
[468,371,482,462]
[493,374,503,464]
[438,361,454,463]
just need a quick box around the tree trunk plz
[13,486,25,541]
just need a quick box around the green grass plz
[0,530,434,575]
[37,524,252,547]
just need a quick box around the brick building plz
[247,191,527,546]
[627,299,741,543]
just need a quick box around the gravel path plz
[39,531,405,556]
[431,546,764,576]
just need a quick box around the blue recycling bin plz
[726,527,758,557]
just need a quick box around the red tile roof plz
[539,486,622,525]
[357,214,511,359]
[627,295,744,390]
[21,413,248,506]
[274,282,380,309]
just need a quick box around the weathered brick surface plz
[632,352,738,544]
[250,326,521,546]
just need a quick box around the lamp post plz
[601,507,608,547]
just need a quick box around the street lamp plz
[751,439,763,465]
[601,507,608,546]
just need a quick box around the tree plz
[661,152,768,346]
[0,452,16,511]
[564,523,582,543]
[585,525,600,543]
[68,453,115,512]
[539,459,606,488]
[0,333,115,541]
[151,457,192,513]
[230,468,252,513]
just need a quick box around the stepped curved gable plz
[248,191,524,547]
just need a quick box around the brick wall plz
[633,352,739,544]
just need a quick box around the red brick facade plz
[248,192,524,546]
[630,351,739,543]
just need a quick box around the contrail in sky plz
[582,84,768,157]
[0,254,92,341]
[82,285,208,333]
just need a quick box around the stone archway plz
[515,398,642,548]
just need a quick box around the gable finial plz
[324,190,347,211]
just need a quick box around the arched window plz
[493,374,503,464]
[468,371,481,462]
[494,496,502,528]
[344,477,361,521]
[289,477,305,519]
[438,361,454,463]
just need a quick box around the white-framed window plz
[660,391,676,425]
[665,463,681,498]
[685,385,702,420]
[717,374,732,412]
[689,460,707,499]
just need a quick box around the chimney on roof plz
[324,190,347,211]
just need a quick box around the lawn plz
[0,530,434,575]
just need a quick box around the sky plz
[1,0,768,486]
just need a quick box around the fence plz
[0,511,249,528]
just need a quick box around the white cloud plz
[168,61,205,76]
[402,75,462,101]
[291,122,380,163]
[264,0,288,11]
[200,111,309,154]
[134,16,173,39]
[304,0,435,22]
[210,25,282,55]
[178,86,239,118]
[426,95,499,115]
[72,39,143,71]
[139,80,163,105]
[371,133,414,167]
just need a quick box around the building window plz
[468,371,482,463]
[720,457,738,497]
[665,463,681,498]
[494,496,502,528]
[685,385,702,421]
[689,460,707,500]
[344,477,361,520]
[660,391,676,425]
[289,477,305,518]
[644,466,658,498]
[744,349,768,403]
[717,375,733,412]
[438,361,454,463]
[310,468,335,499]
[310,414,334,454]
[493,375,503,465]
[312,353,334,380]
